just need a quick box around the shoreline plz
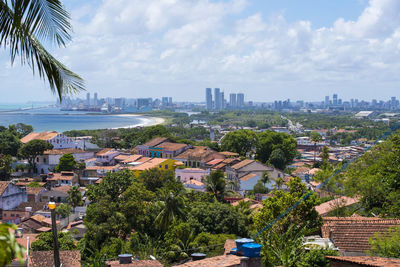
[113,114,166,128]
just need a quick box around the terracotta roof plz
[36,227,52,232]
[156,142,188,151]
[206,158,224,165]
[51,185,72,193]
[114,154,130,161]
[231,159,254,170]
[128,158,169,171]
[212,163,227,170]
[307,168,321,175]
[15,202,48,212]
[96,148,117,156]
[21,131,59,143]
[326,256,400,267]
[47,172,75,181]
[44,149,86,155]
[315,196,360,216]
[322,216,400,253]
[106,260,163,267]
[175,146,217,160]
[143,137,168,147]
[122,155,143,163]
[29,250,81,267]
[178,254,240,266]
[85,157,96,162]
[135,157,152,163]
[240,173,259,182]
[231,198,260,207]
[27,187,45,195]
[0,181,10,195]
[85,165,121,171]
[219,151,239,157]
[291,167,310,176]
[30,214,47,223]
[16,233,38,249]
[222,158,240,164]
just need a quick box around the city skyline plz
[2,0,400,102]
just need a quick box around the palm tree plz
[0,224,25,266]
[205,170,226,200]
[0,0,84,100]
[261,172,270,187]
[155,188,186,232]
[274,177,284,190]
[67,185,83,209]
[310,132,322,165]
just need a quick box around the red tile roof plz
[44,149,86,155]
[240,173,258,182]
[231,159,254,170]
[0,181,10,195]
[326,256,400,267]
[143,137,168,147]
[156,142,188,151]
[206,158,224,165]
[21,131,59,143]
[315,196,360,216]
[219,151,239,157]
[29,250,81,267]
[322,216,400,253]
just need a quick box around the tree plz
[320,146,330,164]
[205,170,226,201]
[55,153,76,172]
[256,131,297,169]
[155,188,186,232]
[0,224,25,266]
[0,128,22,156]
[15,123,33,138]
[310,132,322,164]
[164,222,196,262]
[274,177,284,190]
[0,0,84,100]
[18,139,53,172]
[67,186,83,208]
[368,226,400,258]
[187,201,247,237]
[297,248,339,267]
[27,181,41,187]
[269,148,286,170]
[253,180,268,194]
[254,177,322,239]
[0,154,12,180]
[261,172,270,186]
[31,232,76,251]
[138,168,176,192]
[221,130,258,156]
[55,203,72,218]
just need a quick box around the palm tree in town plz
[310,132,322,165]
[205,170,226,201]
[155,188,186,232]
[0,0,84,100]
[261,171,270,187]
[274,177,284,190]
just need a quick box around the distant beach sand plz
[114,114,165,128]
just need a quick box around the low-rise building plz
[128,158,177,177]
[174,146,224,168]
[175,168,209,183]
[0,181,27,211]
[155,142,189,158]
[95,148,121,166]
[137,137,169,157]
[46,172,78,187]
[21,131,75,149]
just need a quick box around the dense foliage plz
[369,226,400,258]
[55,153,76,172]
[31,232,76,251]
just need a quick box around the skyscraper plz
[237,93,244,108]
[86,93,90,106]
[168,97,172,106]
[220,91,225,110]
[333,94,338,106]
[214,88,221,110]
[325,96,329,107]
[206,88,212,110]
[229,93,237,108]
[94,92,98,107]
[162,97,169,107]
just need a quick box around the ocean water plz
[0,105,152,132]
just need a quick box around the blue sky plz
[3,0,400,103]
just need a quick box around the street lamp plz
[48,197,60,267]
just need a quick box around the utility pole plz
[48,197,60,267]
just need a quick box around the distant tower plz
[206,88,213,110]
[162,97,168,107]
[333,94,338,106]
[214,88,221,110]
[229,93,237,108]
[94,92,98,107]
[86,93,90,106]
[325,96,329,107]
[220,91,225,110]
[237,93,244,108]
[168,97,172,106]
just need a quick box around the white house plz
[0,182,27,211]
[35,149,95,174]
[21,131,76,149]
[95,148,121,166]
[175,168,210,183]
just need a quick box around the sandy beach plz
[114,114,165,128]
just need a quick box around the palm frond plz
[0,0,84,100]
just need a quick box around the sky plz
[2,0,400,103]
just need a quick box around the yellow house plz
[128,158,179,177]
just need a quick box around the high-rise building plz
[162,97,169,107]
[93,93,98,107]
[220,91,225,110]
[333,94,338,106]
[229,93,237,108]
[237,93,244,108]
[168,97,172,106]
[214,88,221,110]
[206,88,213,110]
[325,96,329,107]
[86,93,90,106]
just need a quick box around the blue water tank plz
[242,243,262,258]
[235,238,254,253]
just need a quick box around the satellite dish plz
[150,255,156,260]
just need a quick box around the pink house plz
[175,168,210,183]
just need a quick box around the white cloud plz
[2,0,400,102]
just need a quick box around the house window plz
[159,165,162,168]
[177,176,181,181]
[36,157,39,162]
[43,158,46,163]
[278,174,281,178]
[165,165,168,169]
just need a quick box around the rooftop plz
[44,149,86,155]
[175,146,217,160]
[155,142,188,151]
[239,173,259,182]
[315,196,360,216]
[0,181,10,195]
[143,137,168,147]
[326,256,400,267]
[21,131,59,143]
[29,250,81,267]
[231,159,254,170]
[322,216,400,253]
